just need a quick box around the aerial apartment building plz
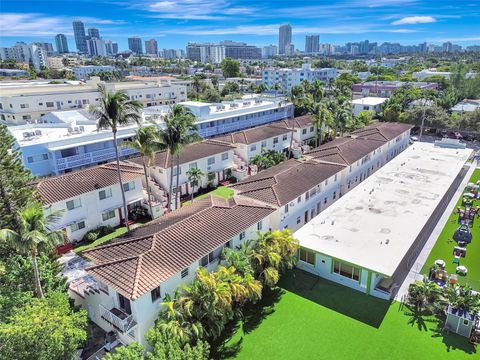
[352,81,438,97]
[0,77,187,125]
[66,122,413,348]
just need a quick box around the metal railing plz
[99,304,137,333]
[56,147,139,171]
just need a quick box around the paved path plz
[395,161,477,300]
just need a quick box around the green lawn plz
[421,169,480,289]
[216,270,476,360]
[74,227,128,254]
[183,186,234,206]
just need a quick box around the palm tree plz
[157,105,199,211]
[122,126,163,218]
[308,101,332,147]
[407,278,440,313]
[90,84,142,230]
[186,167,204,202]
[0,202,64,298]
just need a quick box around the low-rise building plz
[352,81,438,97]
[69,195,275,345]
[450,99,480,113]
[34,162,145,242]
[295,142,471,299]
[263,62,337,92]
[274,115,315,146]
[351,97,387,116]
[0,77,187,125]
[72,66,116,80]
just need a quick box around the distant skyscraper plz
[112,42,118,54]
[285,43,295,56]
[55,34,69,54]
[145,39,158,55]
[72,21,87,53]
[128,37,143,54]
[443,41,453,53]
[87,38,107,57]
[305,35,320,53]
[33,42,55,56]
[279,24,292,55]
[87,27,100,39]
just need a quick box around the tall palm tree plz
[157,105,199,211]
[186,167,204,202]
[90,84,142,231]
[0,202,64,298]
[122,126,163,218]
[308,101,332,147]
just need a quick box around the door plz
[118,293,132,315]
[304,210,309,224]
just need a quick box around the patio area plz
[215,269,476,360]
[421,169,480,290]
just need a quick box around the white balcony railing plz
[56,147,139,171]
[99,304,137,333]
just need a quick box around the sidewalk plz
[394,161,477,300]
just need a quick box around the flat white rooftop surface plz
[295,143,472,277]
[351,97,387,106]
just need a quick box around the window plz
[99,188,112,200]
[333,191,336,200]
[225,240,231,248]
[151,286,161,302]
[172,167,181,176]
[324,197,327,204]
[70,221,85,232]
[310,126,314,132]
[261,140,267,148]
[22,115,31,120]
[273,137,279,144]
[123,181,135,192]
[207,157,215,165]
[305,191,310,201]
[297,196,301,204]
[239,231,246,240]
[282,134,288,141]
[46,102,54,108]
[257,221,263,231]
[181,268,189,278]
[189,162,197,170]
[334,174,338,181]
[221,152,229,161]
[20,103,29,109]
[324,179,328,186]
[284,204,289,213]
[200,255,209,267]
[302,129,307,135]
[250,144,257,151]
[66,198,81,210]
[333,260,360,281]
[102,210,115,221]
[296,216,301,224]
[27,153,48,163]
[299,248,315,265]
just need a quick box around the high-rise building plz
[186,43,225,63]
[305,35,320,53]
[55,34,69,54]
[0,42,49,70]
[145,39,158,55]
[443,41,453,53]
[112,43,119,55]
[33,42,55,56]
[87,27,100,39]
[72,21,88,53]
[128,37,143,54]
[278,24,292,55]
[285,43,295,56]
[87,38,107,57]
[262,44,278,58]
[359,40,369,54]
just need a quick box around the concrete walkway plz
[395,161,478,300]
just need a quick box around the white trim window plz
[66,198,81,211]
[99,188,112,200]
[70,221,86,232]
[333,260,360,281]
[299,248,315,265]
[123,181,136,192]
[102,209,115,221]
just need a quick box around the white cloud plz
[392,16,436,25]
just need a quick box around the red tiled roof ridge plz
[83,234,154,259]
[131,255,144,298]
[86,254,140,271]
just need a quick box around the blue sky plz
[1,0,479,51]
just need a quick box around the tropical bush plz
[82,225,114,243]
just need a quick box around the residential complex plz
[263,61,337,92]
[0,77,187,125]
[0,42,49,70]
[351,97,387,116]
[66,122,413,347]
[186,41,261,62]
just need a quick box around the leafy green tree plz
[404,105,453,129]
[221,58,240,78]
[0,125,35,235]
[123,126,164,217]
[0,291,87,360]
[104,342,145,360]
[186,167,205,202]
[90,84,143,230]
[202,88,222,103]
[0,202,64,298]
[146,327,210,360]
[250,149,285,170]
[407,278,440,313]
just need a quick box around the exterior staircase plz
[232,152,249,180]
[145,175,169,212]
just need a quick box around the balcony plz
[99,304,137,333]
[56,147,139,171]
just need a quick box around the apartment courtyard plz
[216,269,476,360]
[421,169,480,290]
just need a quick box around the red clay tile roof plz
[230,158,346,206]
[213,123,291,145]
[84,195,275,300]
[34,162,144,205]
[351,122,413,142]
[271,115,313,129]
[128,140,235,169]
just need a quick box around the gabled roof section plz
[34,161,144,205]
[213,123,291,145]
[84,195,275,300]
[128,140,236,169]
[351,122,413,142]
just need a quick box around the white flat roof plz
[351,97,387,106]
[295,143,472,276]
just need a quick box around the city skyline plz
[1,0,480,52]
